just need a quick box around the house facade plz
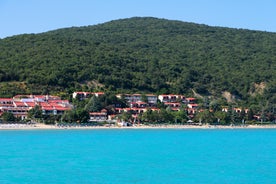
[89,109,108,122]
[72,92,104,100]
[0,95,72,120]
[158,94,186,103]
[116,94,157,105]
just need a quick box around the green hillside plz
[0,17,275,107]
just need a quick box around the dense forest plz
[0,17,275,110]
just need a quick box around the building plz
[186,98,196,104]
[0,95,73,120]
[164,102,181,111]
[89,109,108,122]
[41,99,72,115]
[158,94,186,103]
[187,104,199,115]
[116,94,157,104]
[222,107,249,113]
[72,92,104,100]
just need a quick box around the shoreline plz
[1,123,276,130]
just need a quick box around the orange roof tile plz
[13,101,26,107]
[25,102,36,107]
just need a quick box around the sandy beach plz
[1,123,276,130]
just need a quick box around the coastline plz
[1,123,276,130]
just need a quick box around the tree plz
[43,114,61,125]
[246,108,254,121]
[194,110,215,124]
[100,93,127,108]
[120,111,132,122]
[75,109,90,123]
[141,109,152,123]
[156,100,166,109]
[1,17,275,110]
[85,95,102,112]
[239,108,246,124]
[202,97,210,109]
[173,109,188,124]
[61,109,89,123]
[159,109,174,123]
[141,109,159,123]
[214,111,227,125]
[226,106,240,125]
[209,100,222,112]
[1,112,16,122]
[61,110,75,123]
[28,105,42,119]
[141,94,148,103]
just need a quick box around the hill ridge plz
[0,17,275,108]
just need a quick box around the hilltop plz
[0,17,275,108]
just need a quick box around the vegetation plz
[0,17,275,114]
[1,112,17,122]
[28,105,42,119]
[62,93,275,125]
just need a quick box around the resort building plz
[129,101,147,108]
[116,94,157,105]
[187,104,199,109]
[187,104,199,116]
[0,98,13,106]
[164,102,182,111]
[0,95,73,120]
[89,109,108,122]
[158,94,186,103]
[222,107,249,113]
[72,92,104,100]
[186,97,196,104]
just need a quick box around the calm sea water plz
[0,129,276,184]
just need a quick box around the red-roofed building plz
[48,99,69,104]
[3,107,30,119]
[187,108,197,115]
[42,105,71,115]
[39,102,51,107]
[130,101,147,108]
[89,109,108,122]
[164,102,181,108]
[158,94,185,103]
[0,98,13,107]
[25,102,36,107]
[94,92,105,97]
[186,98,196,104]
[187,104,199,109]
[13,101,26,107]
[0,94,73,120]
[222,107,249,114]
[0,98,13,104]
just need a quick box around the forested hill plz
[0,17,275,106]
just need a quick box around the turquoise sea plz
[0,129,276,184]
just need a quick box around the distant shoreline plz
[1,123,276,130]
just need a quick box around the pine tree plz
[85,95,102,112]
[247,108,254,121]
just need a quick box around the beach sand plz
[1,123,276,130]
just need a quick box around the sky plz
[0,0,275,38]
